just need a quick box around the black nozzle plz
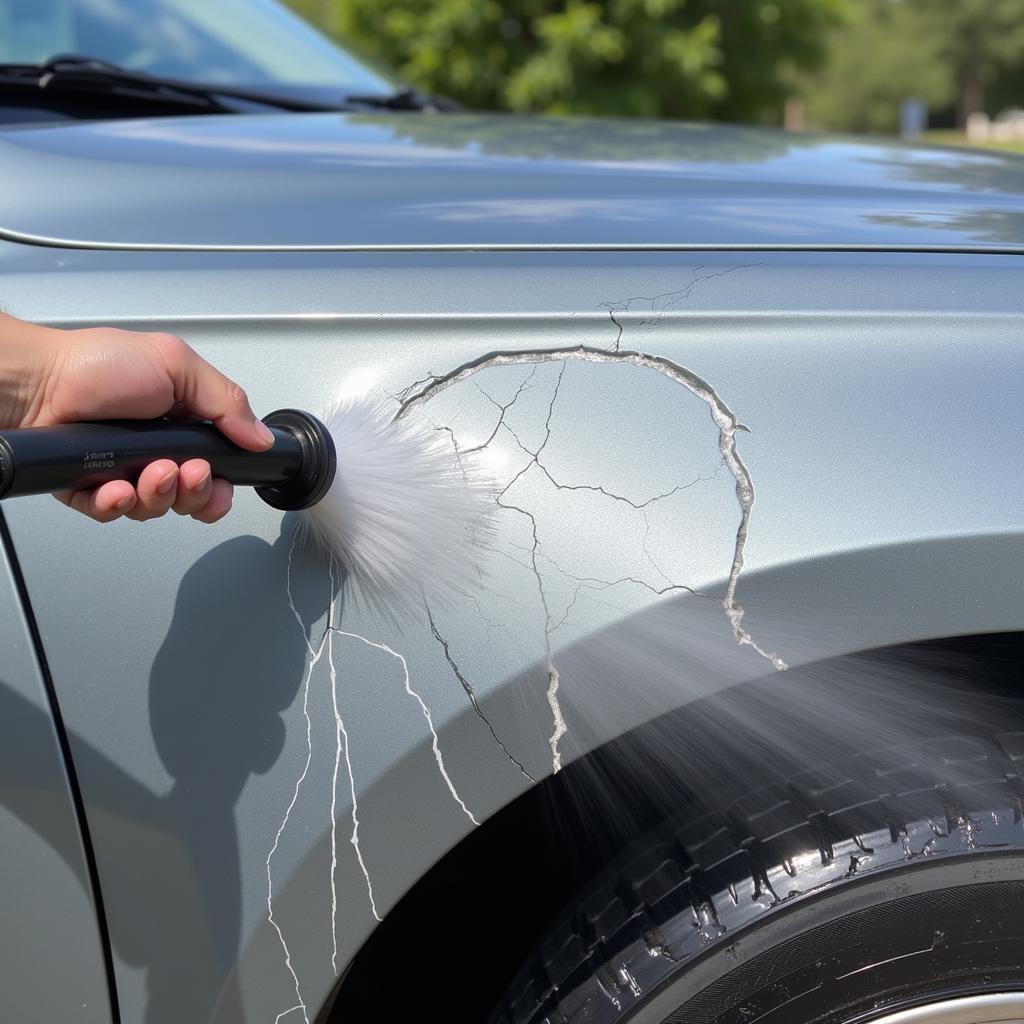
[0,408,336,511]
[254,408,336,510]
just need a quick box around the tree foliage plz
[290,0,1024,131]
[803,0,951,133]
[916,0,1024,124]
[292,0,846,122]
[805,0,1024,132]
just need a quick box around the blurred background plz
[284,0,1024,149]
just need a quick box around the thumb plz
[159,334,274,451]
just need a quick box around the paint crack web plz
[265,279,785,1021]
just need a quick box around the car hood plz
[2,111,1024,251]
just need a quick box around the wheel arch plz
[326,531,1024,1022]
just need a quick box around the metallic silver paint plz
[0,125,1022,1024]
[0,522,112,1022]
[3,114,1024,250]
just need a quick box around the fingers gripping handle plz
[0,408,336,511]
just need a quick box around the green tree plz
[916,0,1024,125]
[803,0,951,134]
[291,0,846,122]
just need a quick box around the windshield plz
[0,0,395,96]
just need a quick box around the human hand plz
[0,314,274,523]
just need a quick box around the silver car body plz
[1,112,1023,1024]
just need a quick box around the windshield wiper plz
[0,56,349,115]
[0,57,460,120]
[342,87,462,113]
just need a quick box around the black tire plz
[492,731,1024,1024]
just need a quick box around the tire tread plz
[495,734,1024,1024]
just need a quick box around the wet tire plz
[492,732,1024,1024]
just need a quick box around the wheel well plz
[327,632,1024,1023]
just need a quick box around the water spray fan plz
[0,400,492,614]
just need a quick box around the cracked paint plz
[601,266,761,351]
[269,534,482,1020]
[268,557,323,1024]
[488,364,569,770]
[326,559,382,948]
[329,626,480,827]
[265,274,784,1016]
[397,340,786,770]
[427,607,536,782]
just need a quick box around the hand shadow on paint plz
[136,523,330,1022]
[0,520,334,1024]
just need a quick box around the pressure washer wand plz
[0,397,493,617]
[0,408,336,511]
